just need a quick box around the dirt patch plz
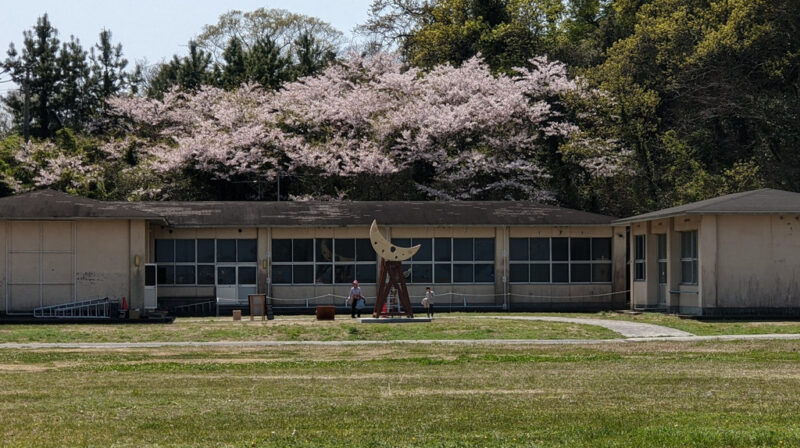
[380,388,552,397]
[0,363,50,372]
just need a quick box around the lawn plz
[0,315,619,343]
[0,340,798,447]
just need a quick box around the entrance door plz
[656,234,667,308]
[216,265,238,305]
[144,264,157,309]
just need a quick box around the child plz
[421,287,435,318]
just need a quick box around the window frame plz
[271,238,377,286]
[509,237,613,284]
[680,230,698,285]
[396,237,495,285]
[633,235,646,282]
[154,238,258,287]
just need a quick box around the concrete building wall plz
[0,219,144,314]
[0,221,5,313]
[714,214,800,311]
[627,213,800,315]
[75,220,133,303]
[128,220,147,310]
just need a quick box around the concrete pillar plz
[699,215,718,312]
[645,228,660,306]
[612,225,627,306]
[666,219,681,312]
[127,220,147,310]
[494,226,507,308]
[257,227,269,294]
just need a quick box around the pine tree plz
[246,37,289,90]
[221,37,246,89]
[2,14,62,138]
[56,35,91,130]
[89,29,128,108]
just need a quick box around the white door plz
[216,265,238,305]
[144,264,157,310]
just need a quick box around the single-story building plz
[0,190,626,316]
[615,188,800,316]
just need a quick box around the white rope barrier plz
[262,290,631,305]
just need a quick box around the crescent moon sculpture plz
[369,220,420,261]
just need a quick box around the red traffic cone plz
[121,296,128,311]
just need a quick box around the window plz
[271,238,376,285]
[634,235,646,281]
[680,231,698,284]
[396,237,495,284]
[509,237,612,284]
[657,234,667,284]
[154,239,257,286]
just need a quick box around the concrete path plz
[0,333,799,350]
[475,316,694,338]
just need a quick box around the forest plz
[0,0,797,217]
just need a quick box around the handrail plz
[33,297,110,319]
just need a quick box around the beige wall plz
[629,213,800,315]
[2,219,146,314]
[715,214,800,309]
[0,222,5,313]
[75,221,132,303]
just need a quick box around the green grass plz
[0,315,619,343]
[0,340,798,447]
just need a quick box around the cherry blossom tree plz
[104,52,627,201]
[9,140,103,195]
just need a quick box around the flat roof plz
[0,190,615,227]
[614,189,800,224]
[0,190,164,221]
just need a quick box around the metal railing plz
[33,297,110,319]
[172,300,216,316]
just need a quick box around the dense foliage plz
[0,1,798,216]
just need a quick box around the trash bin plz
[232,309,242,321]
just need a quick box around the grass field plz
[0,315,620,344]
[0,339,798,447]
[2,312,800,344]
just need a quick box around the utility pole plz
[22,67,30,142]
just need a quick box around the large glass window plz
[395,237,494,284]
[271,237,495,285]
[680,231,698,284]
[509,237,613,284]
[272,238,376,285]
[634,235,646,281]
[154,239,257,286]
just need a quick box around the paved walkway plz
[476,315,694,338]
[0,333,799,350]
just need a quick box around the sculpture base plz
[358,317,432,324]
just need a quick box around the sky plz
[0,0,373,89]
